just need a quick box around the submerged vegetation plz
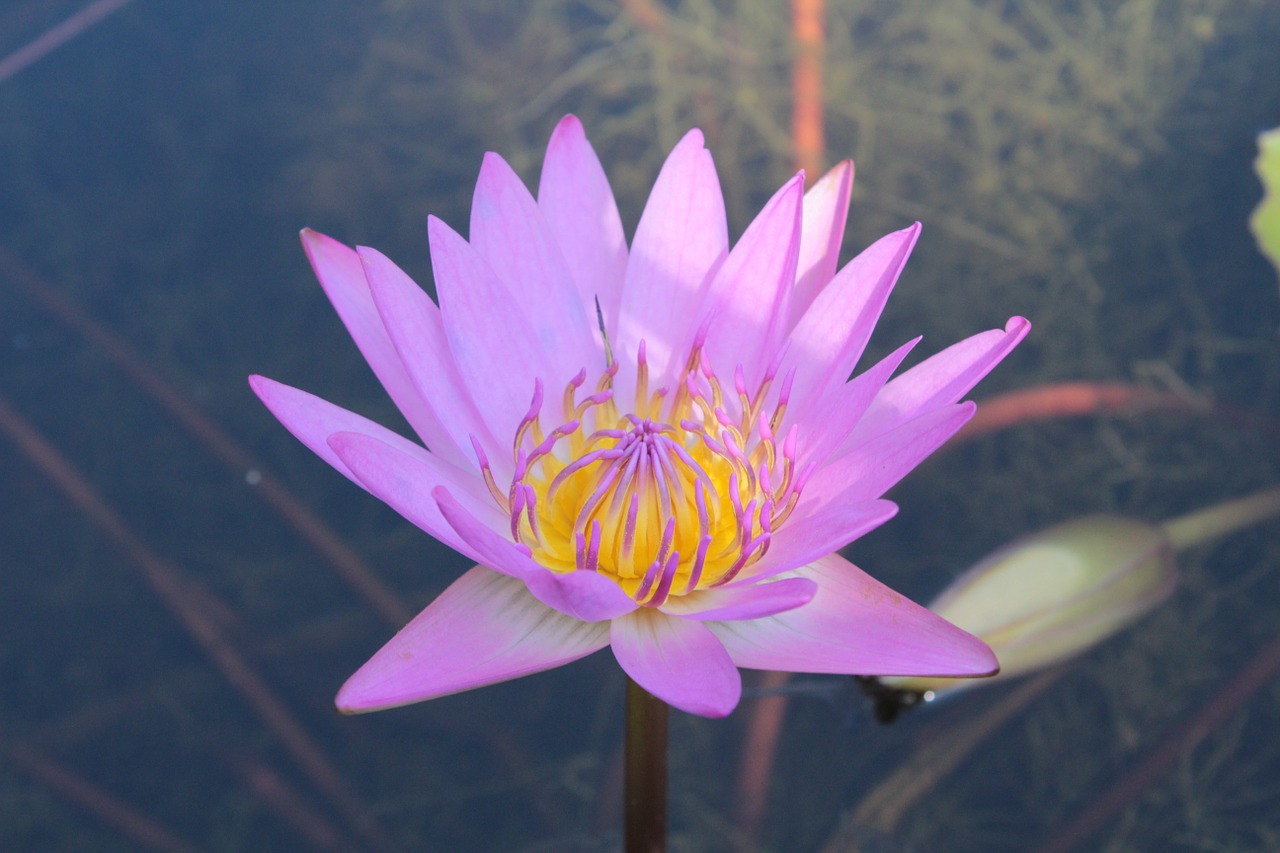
[1,0,1278,849]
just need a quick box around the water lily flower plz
[250,115,1029,718]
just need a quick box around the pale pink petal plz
[710,553,998,677]
[300,229,450,452]
[660,577,816,621]
[731,499,897,585]
[250,375,435,492]
[791,159,854,322]
[610,609,741,717]
[470,152,602,373]
[700,173,805,384]
[538,115,628,333]
[327,430,501,561]
[358,246,504,476]
[429,216,560,441]
[801,403,975,513]
[786,224,921,416]
[336,567,610,713]
[616,129,728,395]
[845,316,1031,448]
[432,486,638,622]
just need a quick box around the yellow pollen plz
[478,343,808,607]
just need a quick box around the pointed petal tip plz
[247,374,282,411]
[896,610,1002,679]
[334,683,380,715]
[551,113,585,137]
[354,244,403,280]
[299,226,341,255]
[939,631,1000,679]
[247,373,293,409]
[426,213,454,246]
[1007,315,1032,336]
[478,150,519,181]
[334,666,418,715]
[675,126,706,151]
[787,169,807,188]
[816,158,853,180]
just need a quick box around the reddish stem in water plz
[0,0,136,85]
[0,394,392,851]
[0,246,412,629]
[1035,627,1280,853]
[0,729,196,853]
[625,677,668,853]
[791,0,825,181]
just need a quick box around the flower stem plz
[1160,485,1280,552]
[625,677,668,853]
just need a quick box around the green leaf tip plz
[1249,126,1280,290]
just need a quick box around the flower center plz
[475,340,811,607]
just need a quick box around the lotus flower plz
[250,115,1028,718]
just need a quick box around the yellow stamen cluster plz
[477,341,808,607]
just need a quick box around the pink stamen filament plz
[497,336,808,603]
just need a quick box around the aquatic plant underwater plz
[2,0,1280,845]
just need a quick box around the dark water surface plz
[2,1,1279,850]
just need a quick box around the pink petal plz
[797,338,919,468]
[791,159,854,322]
[710,553,999,677]
[732,499,897,585]
[610,610,741,717]
[432,486,638,622]
[845,316,1031,448]
[429,216,561,442]
[336,567,610,713]
[538,115,628,333]
[786,224,920,417]
[616,129,728,396]
[358,245,504,476]
[326,430,501,562]
[299,229,447,452]
[470,152,602,375]
[250,375,436,493]
[660,577,816,621]
[801,403,975,513]
[700,173,805,385]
